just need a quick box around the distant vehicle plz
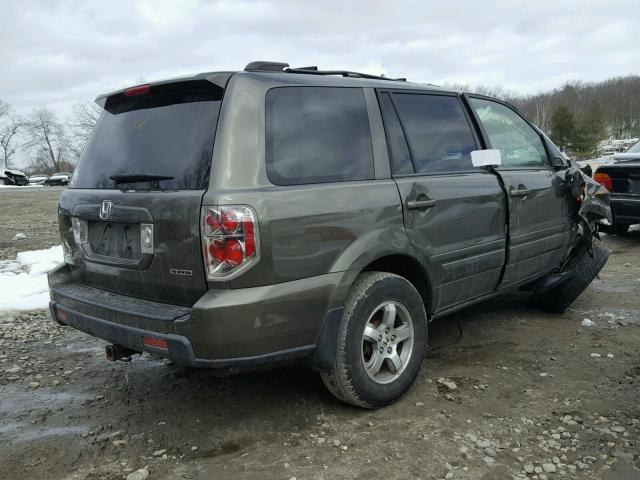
[613,139,640,162]
[595,140,640,234]
[28,174,49,185]
[1,169,29,186]
[45,172,71,186]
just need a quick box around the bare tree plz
[0,99,9,119]
[24,107,72,173]
[0,100,23,170]
[67,101,102,160]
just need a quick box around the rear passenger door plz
[378,90,506,312]
[466,96,572,288]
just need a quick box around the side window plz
[391,93,477,173]
[378,93,413,175]
[265,87,374,185]
[469,98,548,168]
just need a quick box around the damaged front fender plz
[525,162,612,297]
[565,162,612,226]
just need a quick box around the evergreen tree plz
[573,101,608,158]
[549,104,576,152]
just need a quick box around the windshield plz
[627,140,640,153]
[71,81,223,190]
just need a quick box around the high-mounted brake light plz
[124,84,151,96]
[594,172,612,191]
[201,206,260,279]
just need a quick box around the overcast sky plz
[1,0,639,129]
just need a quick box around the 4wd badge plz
[170,268,193,276]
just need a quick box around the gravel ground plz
[0,189,638,480]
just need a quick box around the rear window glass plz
[391,93,477,173]
[265,87,374,185]
[71,81,223,190]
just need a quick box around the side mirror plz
[580,164,593,177]
[550,155,569,169]
[471,149,502,168]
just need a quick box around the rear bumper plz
[48,264,352,368]
[609,195,640,224]
[48,300,314,368]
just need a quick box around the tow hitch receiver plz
[105,344,140,362]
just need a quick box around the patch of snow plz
[0,245,63,311]
[12,232,26,240]
[581,318,596,327]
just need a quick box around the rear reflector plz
[56,308,68,323]
[124,84,151,96]
[143,336,168,350]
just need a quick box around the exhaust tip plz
[105,344,140,362]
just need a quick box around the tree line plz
[0,100,101,174]
[2,74,639,173]
[511,75,640,159]
[453,75,640,159]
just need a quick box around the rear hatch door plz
[59,79,225,306]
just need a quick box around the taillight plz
[201,206,260,279]
[594,172,612,191]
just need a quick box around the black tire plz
[600,222,630,235]
[537,238,609,313]
[320,272,427,408]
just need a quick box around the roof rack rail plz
[285,67,406,82]
[244,61,290,72]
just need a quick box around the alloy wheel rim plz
[361,301,414,384]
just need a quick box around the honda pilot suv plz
[49,61,610,408]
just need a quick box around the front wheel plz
[320,272,427,408]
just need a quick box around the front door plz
[466,96,573,288]
[377,90,506,312]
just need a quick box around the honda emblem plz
[99,200,113,220]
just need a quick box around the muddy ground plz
[0,188,639,480]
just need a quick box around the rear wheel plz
[537,238,609,313]
[320,272,427,408]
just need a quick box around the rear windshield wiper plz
[110,174,175,184]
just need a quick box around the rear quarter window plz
[265,87,374,185]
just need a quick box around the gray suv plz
[48,61,610,408]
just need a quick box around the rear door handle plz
[510,188,532,198]
[407,199,437,210]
